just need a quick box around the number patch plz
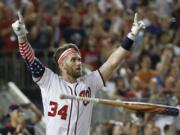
[48,101,68,120]
[79,89,91,106]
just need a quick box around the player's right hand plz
[12,11,28,38]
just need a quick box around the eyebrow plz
[71,54,81,59]
[71,56,81,60]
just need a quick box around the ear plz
[59,60,67,71]
[59,62,63,71]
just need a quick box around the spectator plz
[23,1,37,31]
[138,31,160,69]
[148,78,161,104]
[94,121,112,135]
[161,76,175,103]
[30,13,53,50]
[0,106,6,128]
[144,120,161,135]
[160,16,172,33]
[173,80,180,105]
[125,76,146,101]
[112,76,127,99]
[81,34,101,70]
[136,55,157,89]
[129,122,141,135]
[20,103,42,125]
[172,1,180,28]
[98,0,124,15]
[63,11,86,48]
[164,124,174,135]
[145,11,161,36]
[3,104,35,135]
[155,0,173,17]
[158,32,172,48]
[172,33,180,56]
[0,106,7,134]
[83,1,99,34]
[169,58,180,80]
[155,62,169,92]
[59,3,73,32]
[112,124,128,135]
[0,2,18,50]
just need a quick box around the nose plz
[76,60,81,66]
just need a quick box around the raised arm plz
[12,12,45,81]
[99,13,145,81]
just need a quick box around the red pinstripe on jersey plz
[19,41,35,64]
[67,86,73,135]
[74,83,79,135]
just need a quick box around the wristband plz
[121,37,134,51]
[25,58,45,78]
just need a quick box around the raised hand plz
[12,11,28,38]
[128,13,145,40]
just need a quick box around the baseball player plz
[11,12,145,135]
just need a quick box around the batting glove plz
[12,11,28,38]
[127,13,145,40]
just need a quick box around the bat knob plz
[165,107,179,116]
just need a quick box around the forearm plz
[18,36,45,78]
[30,104,42,123]
[106,36,134,70]
[18,36,34,63]
[99,45,129,81]
[15,125,31,135]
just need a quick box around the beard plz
[66,66,82,78]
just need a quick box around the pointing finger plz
[17,11,24,23]
[134,13,138,23]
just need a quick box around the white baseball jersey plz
[35,68,105,135]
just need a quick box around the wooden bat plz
[60,94,179,116]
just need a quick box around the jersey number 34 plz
[48,101,68,120]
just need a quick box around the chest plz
[48,82,92,100]
[45,82,93,121]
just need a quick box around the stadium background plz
[0,0,180,134]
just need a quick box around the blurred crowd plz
[0,103,42,135]
[0,0,180,135]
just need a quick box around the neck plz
[62,74,77,84]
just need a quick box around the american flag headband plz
[58,48,79,64]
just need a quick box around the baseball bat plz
[60,94,179,116]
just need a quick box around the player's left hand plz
[128,13,145,40]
